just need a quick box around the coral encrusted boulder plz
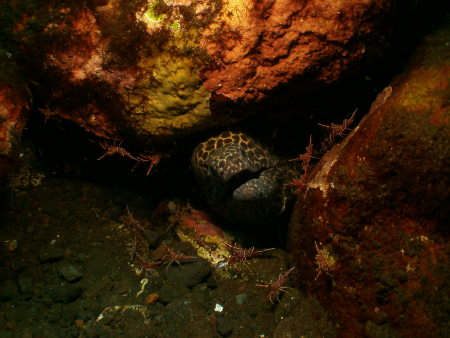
[10,0,425,142]
[288,23,450,337]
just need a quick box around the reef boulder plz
[0,52,31,178]
[10,0,426,143]
[288,23,450,337]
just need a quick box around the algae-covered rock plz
[288,23,450,337]
[9,0,428,142]
[13,0,218,141]
[127,55,211,137]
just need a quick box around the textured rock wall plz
[288,23,450,337]
[5,0,424,142]
[200,0,405,102]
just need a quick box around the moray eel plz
[191,131,298,225]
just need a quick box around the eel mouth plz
[233,171,278,202]
[207,164,267,199]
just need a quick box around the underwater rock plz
[288,23,450,337]
[57,264,84,283]
[158,281,190,305]
[0,52,30,177]
[273,288,336,338]
[42,285,83,304]
[10,0,424,142]
[200,0,418,103]
[38,247,65,263]
[13,2,214,142]
[164,258,212,288]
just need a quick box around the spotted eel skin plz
[191,131,298,225]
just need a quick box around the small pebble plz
[236,293,248,305]
[144,293,159,305]
[38,247,65,263]
[17,274,33,295]
[75,319,84,329]
[214,303,224,313]
[43,285,83,304]
[57,264,83,282]
[143,230,160,248]
[167,201,177,212]
[158,281,190,304]
[4,240,18,252]
[164,258,211,288]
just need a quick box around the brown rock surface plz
[288,24,450,336]
[200,0,408,103]
[9,0,424,142]
[0,54,31,176]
